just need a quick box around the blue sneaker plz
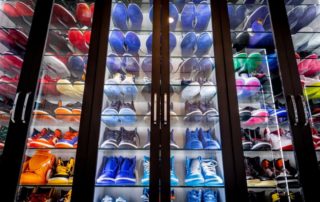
[146,34,153,54]
[127,3,143,30]
[201,158,223,186]
[292,5,316,34]
[143,128,151,149]
[146,32,177,54]
[120,75,138,100]
[142,55,152,77]
[115,197,127,202]
[185,156,205,186]
[248,20,274,48]
[179,57,198,79]
[101,101,121,127]
[101,195,113,202]
[106,53,124,74]
[199,81,216,102]
[119,127,140,149]
[68,55,85,78]
[243,6,269,30]
[141,156,150,185]
[181,2,196,32]
[199,128,220,150]
[171,156,179,186]
[109,29,126,54]
[170,129,179,149]
[203,189,218,202]
[195,32,213,57]
[104,77,122,101]
[185,128,203,149]
[112,2,128,30]
[141,188,149,202]
[195,1,211,32]
[184,101,203,123]
[228,5,246,30]
[149,2,178,30]
[115,157,137,185]
[125,31,141,55]
[198,56,215,78]
[122,54,140,76]
[187,189,202,202]
[118,101,137,125]
[96,156,120,185]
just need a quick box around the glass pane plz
[15,1,95,200]
[285,0,320,168]
[169,1,225,201]
[93,1,153,201]
[228,0,304,201]
[0,0,37,156]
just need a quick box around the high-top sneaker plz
[118,127,140,149]
[199,128,220,149]
[115,156,137,185]
[170,156,179,186]
[141,156,150,185]
[274,158,299,188]
[185,156,204,186]
[100,127,121,148]
[201,157,223,186]
[185,128,203,149]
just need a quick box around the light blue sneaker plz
[141,156,150,185]
[181,2,196,32]
[115,197,127,202]
[104,77,122,101]
[120,75,138,100]
[187,189,202,202]
[201,158,223,186]
[195,32,213,57]
[118,101,137,125]
[199,128,220,149]
[171,156,179,186]
[101,194,113,202]
[141,188,149,202]
[185,128,203,149]
[185,156,205,186]
[127,3,143,30]
[195,1,211,32]
[202,189,218,202]
[181,80,201,101]
[101,101,121,127]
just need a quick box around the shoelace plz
[202,160,217,175]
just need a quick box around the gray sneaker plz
[119,127,140,149]
[184,101,203,122]
[100,127,121,148]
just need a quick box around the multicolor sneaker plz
[96,156,120,185]
[29,129,62,148]
[185,156,204,186]
[115,156,136,185]
[55,127,78,148]
[27,188,54,202]
[48,157,75,185]
[199,128,220,149]
[185,128,203,149]
[100,127,121,148]
[118,127,140,149]
[141,156,150,185]
[201,158,223,186]
[170,156,179,186]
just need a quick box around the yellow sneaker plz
[47,158,69,184]
[58,190,72,202]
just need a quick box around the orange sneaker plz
[29,129,62,148]
[55,127,78,148]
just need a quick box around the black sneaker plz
[274,158,300,188]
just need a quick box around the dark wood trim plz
[0,0,54,201]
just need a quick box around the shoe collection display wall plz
[0,0,320,202]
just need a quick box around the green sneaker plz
[245,52,263,73]
[233,52,247,71]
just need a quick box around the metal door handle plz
[10,92,21,123]
[164,93,167,125]
[299,95,309,126]
[153,93,157,124]
[22,92,32,123]
[290,95,299,126]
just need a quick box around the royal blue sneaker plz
[199,128,220,150]
[115,157,137,185]
[127,3,143,30]
[169,2,179,30]
[118,101,137,125]
[201,158,223,186]
[185,156,205,186]
[195,1,211,32]
[195,32,213,57]
[203,189,218,202]
[171,156,179,186]
[96,156,120,185]
[243,5,269,30]
[112,2,128,30]
[68,55,85,79]
[146,32,177,54]
[125,31,141,55]
[248,20,274,48]
[106,53,124,74]
[101,101,121,127]
[181,2,196,31]
[181,32,197,57]
[141,156,150,185]
[228,4,246,30]
[187,189,202,202]
[185,128,203,149]
[109,29,126,54]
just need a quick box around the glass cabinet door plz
[92,1,154,201]
[15,1,95,201]
[227,0,304,201]
[285,0,320,169]
[0,0,37,156]
[168,1,225,201]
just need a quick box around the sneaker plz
[185,128,203,149]
[181,80,201,101]
[101,195,113,202]
[27,188,54,202]
[58,190,72,202]
[116,197,127,202]
[170,129,179,149]
[199,128,220,149]
[115,157,136,185]
[96,156,120,185]
[265,128,293,151]
[141,156,150,185]
[185,156,204,186]
[101,101,121,127]
[143,129,151,149]
[200,81,216,102]
[68,55,86,79]
[199,102,219,124]
[170,156,179,186]
[28,128,47,146]
[121,75,138,100]
[195,32,213,57]
[20,150,55,185]
[203,189,218,202]
[112,2,143,30]
[241,128,253,150]
[76,3,94,27]
[141,188,149,202]
[104,76,122,101]
[100,127,121,148]
[187,189,201,202]
[184,101,203,123]
[244,156,262,182]
[246,128,271,151]
[118,127,140,149]
[48,157,74,184]
[55,127,78,148]
[259,159,275,182]
[194,1,211,32]
[29,129,62,148]
[274,158,299,188]
[201,158,223,186]
[118,101,137,125]
[0,125,7,148]
[40,75,61,96]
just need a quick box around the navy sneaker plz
[185,156,205,186]
[100,128,121,148]
[201,157,223,186]
[199,128,220,149]
[195,32,213,57]
[203,189,218,202]
[115,156,136,185]
[141,156,150,185]
[96,156,120,185]
[118,127,140,149]
[185,128,203,149]
[171,156,179,186]
[187,189,202,202]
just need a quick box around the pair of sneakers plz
[180,32,213,57]
[181,80,217,102]
[104,74,138,101]
[185,156,223,186]
[241,127,272,151]
[187,189,218,202]
[184,102,219,124]
[107,54,140,76]
[109,29,140,55]
[178,57,215,80]
[101,101,137,126]
[185,128,220,150]
[101,127,140,149]
[96,156,136,185]
[111,2,143,31]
